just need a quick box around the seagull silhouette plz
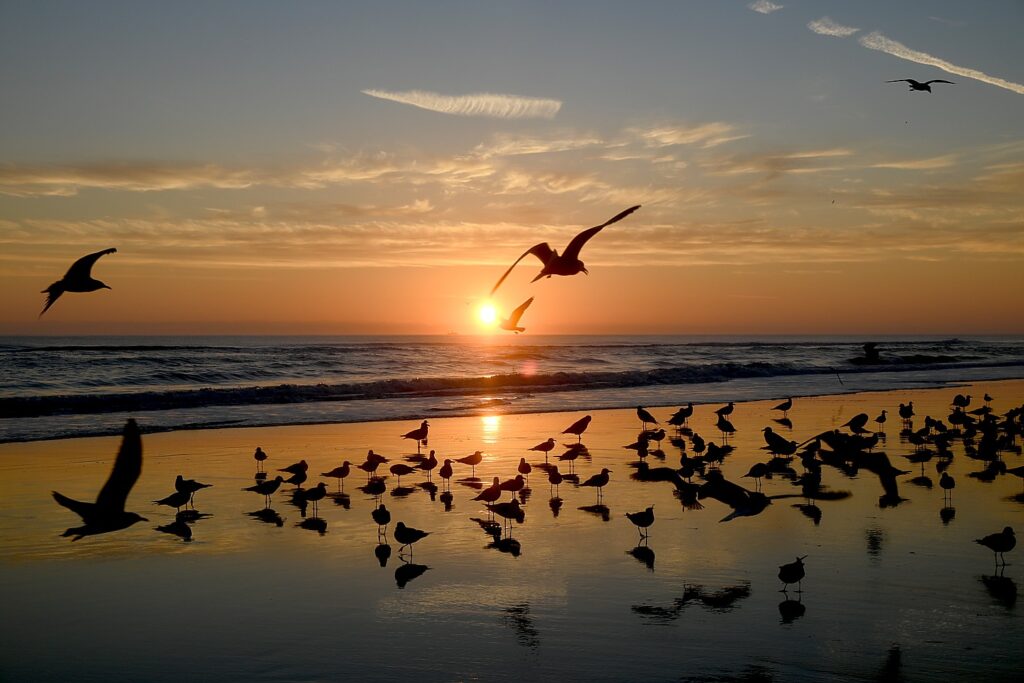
[52,419,146,540]
[887,78,955,92]
[40,247,117,316]
[499,297,534,334]
[490,206,641,295]
[561,415,592,442]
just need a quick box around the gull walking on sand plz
[456,451,483,478]
[52,419,146,540]
[561,415,593,442]
[975,527,1015,566]
[401,420,430,454]
[778,556,807,592]
[243,476,283,506]
[636,406,658,430]
[530,438,557,464]
[39,247,117,316]
[581,468,612,503]
[625,506,655,539]
[394,521,429,558]
[490,206,641,295]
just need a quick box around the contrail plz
[807,17,859,37]
[362,89,562,119]
[859,31,1024,95]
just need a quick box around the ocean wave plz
[5,357,1021,419]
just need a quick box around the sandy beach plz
[1,378,1021,681]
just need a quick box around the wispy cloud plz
[472,132,604,159]
[748,1,783,15]
[629,122,747,149]
[807,17,860,37]
[361,89,562,118]
[870,155,957,170]
[858,32,1024,95]
[0,163,260,197]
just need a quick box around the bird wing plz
[924,80,954,85]
[65,248,117,281]
[506,297,534,326]
[95,419,143,512]
[39,284,64,317]
[490,243,554,296]
[561,205,641,262]
[886,79,916,84]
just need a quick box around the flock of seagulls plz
[52,387,1022,603]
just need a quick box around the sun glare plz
[477,302,498,328]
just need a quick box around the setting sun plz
[477,302,499,328]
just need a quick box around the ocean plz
[3,335,1024,443]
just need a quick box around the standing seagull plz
[636,406,658,430]
[401,420,430,454]
[975,527,1015,565]
[52,419,146,540]
[887,78,955,92]
[40,247,117,316]
[778,556,807,592]
[772,398,793,418]
[561,415,593,442]
[490,206,641,295]
[499,297,534,334]
[625,506,655,539]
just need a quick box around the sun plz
[477,302,499,328]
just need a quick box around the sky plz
[1,0,1022,335]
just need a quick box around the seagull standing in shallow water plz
[490,206,641,295]
[39,248,117,316]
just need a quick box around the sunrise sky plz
[1,1,1022,335]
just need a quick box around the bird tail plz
[39,282,64,317]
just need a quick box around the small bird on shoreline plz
[243,476,283,506]
[372,504,391,537]
[457,451,483,478]
[394,521,429,556]
[39,247,117,317]
[529,438,556,463]
[321,461,351,491]
[253,447,267,471]
[778,556,807,592]
[636,406,658,430]
[581,468,611,502]
[401,420,430,454]
[561,415,593,442]
[625,506,655,538]
[975,527,1015,565]
[772,397,793,417]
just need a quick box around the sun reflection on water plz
[481,414,501,444]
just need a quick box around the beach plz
[2,378,1021,682]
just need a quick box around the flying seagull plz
[886,79,954,93]
[40,248,117,317]
[490,206,641,295]
[52,419,146,540]
[499,297,534,334]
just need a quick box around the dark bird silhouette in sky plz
[489,205,641,295]
[887,78,955,92]
[39,247,117,316]
[499,297,534,334]
[52,419,146,540]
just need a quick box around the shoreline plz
[3,366,1023,444]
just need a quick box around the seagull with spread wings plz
[40,247,117,316]
[498,297,534,334]
[886,78,954,92]
[52,419,147,540]
[490,206,640,295]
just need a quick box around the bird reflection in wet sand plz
[980,569,1017,609]
[632,582,751,621]
[939,506,956,525]
[246,508,284,527]
[394,562,429,589]
[778,594,806,624]
[329,492,351,509]
[487,499,525,538]
[374,543,392,568]
[155,518,193,542]
[359,477,387,498]
[578,504,611,522]
[503,604,540,649]
[297,517,327,535]
[628,544,655,571]
[53,419,147,541]
[440,490,454,511]
[549,496,563,517]
[487,536,523,557]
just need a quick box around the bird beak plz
[102,284,112,289]
[582,267,589,275]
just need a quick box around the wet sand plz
[1,379,1022,681]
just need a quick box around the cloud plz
[858,32,1024,95]
[870,155,957,170]
[0,163,260,197]
[703,147,854,177]
[748,1,783,14]
[472,132,604,159]
[629,122,747,149]
[807,17,860,37]
[361,89,562,119]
